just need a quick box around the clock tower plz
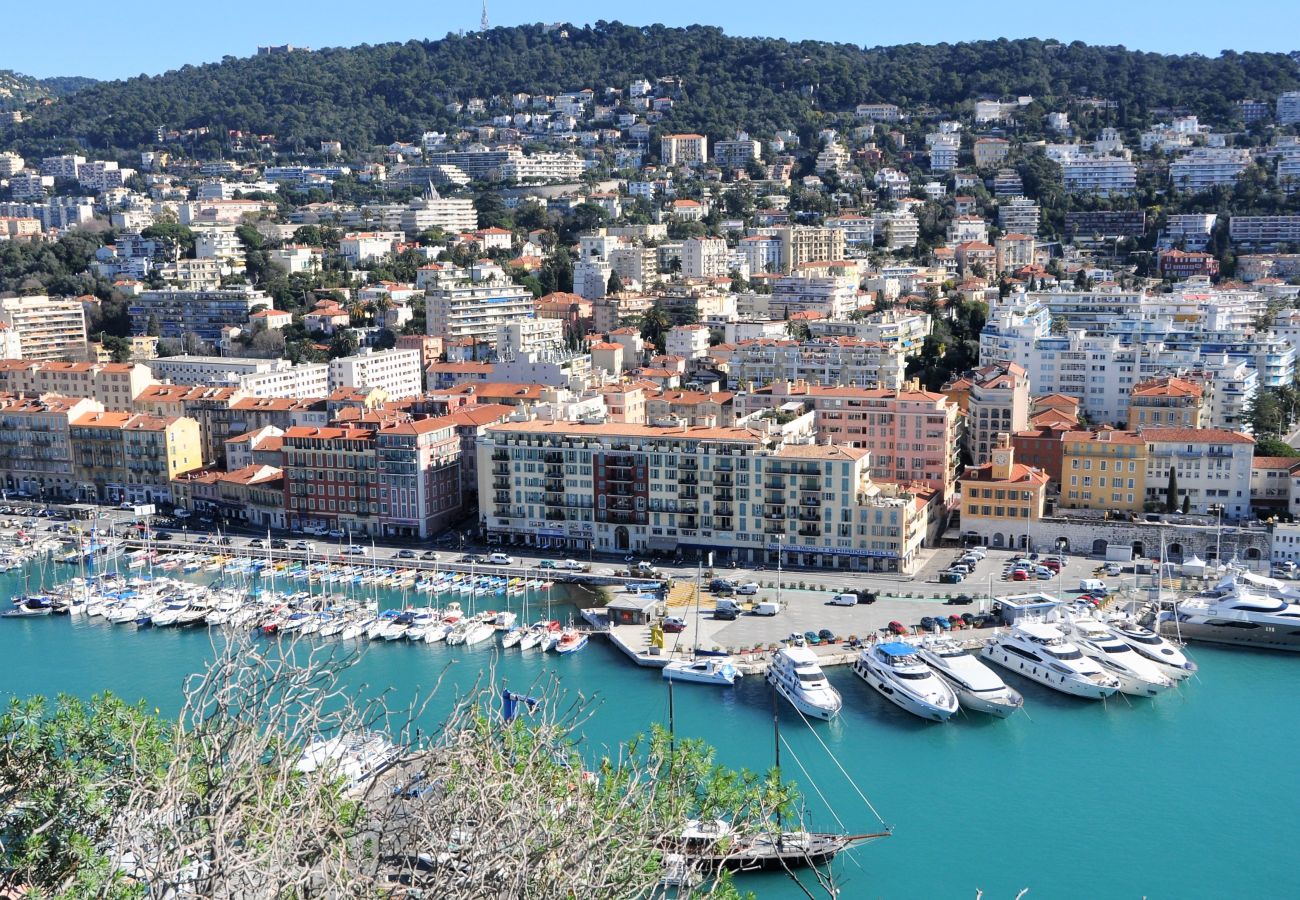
[991,433,1014,481]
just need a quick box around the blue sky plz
[10,0,1299,80]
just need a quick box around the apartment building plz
[375,415,465,538]
[739,381,960,500]
[70,411,203,504]
[0,361,154,411]
[660,134,708,166]
[1277,91,1300,125]
[947,363,1030,466]
[0,395,104,498]
[1169,148,1252,193]
[476,420,934,572]
[958,437,1050,550]
[713,139,761,169]
[722,338,908,390]
[779,226,848,271]
[172,464,287,530]
[995,234,1035,273]
[1230,216,1300,247]
[425,276,537,343]
[973,138,1011,168]
[682,237,731,279]
[0,295,88,361]
[855,103,901,122]
[1140,427,1254,518]
[872,209,919,250]
[129,288,268,343]
[1061,430,1148,513]
[328,348,423,399]
[1062,156,1137,196]
[767,264,862,320]
[282,426,379,536]
[399,185,478,235]
[1127,377,1208,427]
[998,197,1041,235]
[499,152,584,182]
[824,214,875,248]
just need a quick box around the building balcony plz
[797,527,821,537]
[544,451,565,464]
[762,506,786,519]
[545,478,565,492]
[491,449,510,462]
[799,496,819,507]
[492,477,511,490]
[493,491,510,504]
[491,463,510,476]
[713,473,733,486]
[677,474,698,485]
[545,463,565,476]
[679,459,698,471]
[714,488,734,502]
[764,525,787,535]
[797,511,820,522]
[765,479,786,491]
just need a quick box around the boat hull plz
[852,659,956,722]
[980,644,1117,699]
[766,670,839,720]
[1158,618,1300,652]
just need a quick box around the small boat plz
[767,638,841,720]
[853,641,959,722]
[500,625,524,649]
[662,656,742,686]
[3,597,54,617]
[554,628,588,655]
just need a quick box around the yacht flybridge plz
[853,641,958,722]
[767,638,842,720]
[914,636,1024,717]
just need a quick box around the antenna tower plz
[480,0,489,31]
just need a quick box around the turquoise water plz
[1,560,1295,898]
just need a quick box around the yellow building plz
[70,411,203,504]
[1127,376,1207,428]
[1061,429,1148,512]
[959,434,1050,549]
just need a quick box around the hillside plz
[0,70,96,110]
[4,23,1298,154]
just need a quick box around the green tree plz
[607,270,624,294]
[639,303,670,349]
[1165,467,1178,514]
[328,329,359,358]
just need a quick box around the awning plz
[647,536,679,552]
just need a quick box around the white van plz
[830,593,858,606]
[1078,578,1105,593]
[488,552,513,565]
[753,600,782,616]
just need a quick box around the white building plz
[339,232,401,265]
[873,209,919,250]
[1277,92,1300,125]
[0,295,87,362]
[665,324,712,360]
[1169,148,1252,193]
[998,197,1041,235]
[1062,157,1137,196]
[496,318,564,357]
[425,274,538,343]
[1140,427,1254,518]
[328,348,423,399]
[399,184,477,236]
[682,237,730,279]
[1230,216,1300,247]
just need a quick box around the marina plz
[0,542,1297,897]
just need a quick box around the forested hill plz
[5,23,1299,154]
[0,71,96,111]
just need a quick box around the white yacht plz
[982,622,1121,700]
[1106,616,1197,679]
[1160,571,1300,652]
[915,637,1024,718]
[662,656,742,686]
[149,599,192,627]
[853,641,958,722]
[1061,616,1174,697]
[767,640,842,720]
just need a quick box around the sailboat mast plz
[772,685,783,845]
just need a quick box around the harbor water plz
[0,559,1294,898]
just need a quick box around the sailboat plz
[671,684,889,873]
[663,561,742,685]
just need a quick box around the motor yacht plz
[1061,616,1174,697]
[1159,570,1300,651]
[767,639,842,720]
[853,641,958,722]
[914,637,1024,718]
[1106,616,1197,678]
[981,622,1121,699]
[662,656,742,686]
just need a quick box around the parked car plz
[829,592,858,606]
[1011,569,1028,581]
[1104,562,1123,576]
[421,550,439,560]
[662,616,687,633]
[271,539,289,550]
[736,582,760,595]
[1034,566,1054,579]
[949,563,973,575]
[344,545,366,555]
[327,529,346,540]
[459,554,485,564]
[396,549,416,559]
[709,578,736,594]
[1043,558,1062,572]
[939,570,965,584]
[752,601,782,616]
[714,598,742,620]
[249,538,266,548]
